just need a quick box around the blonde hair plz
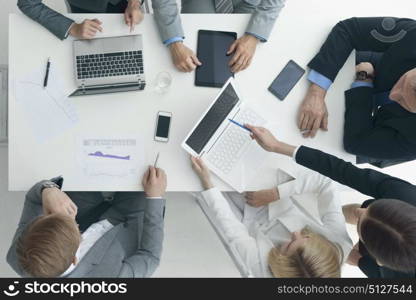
[17,214,81,278]
[268,227,341,278]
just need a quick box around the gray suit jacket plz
[17,0,184,43]
[172,0,286,42]
[237,0,286,41]
[6,178,165,278]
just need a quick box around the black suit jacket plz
[308,17,416,160]
[295,146,416,278]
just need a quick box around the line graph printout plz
[14,64,78,143]
[76,136,146,186]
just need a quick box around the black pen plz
[43,57,51,88]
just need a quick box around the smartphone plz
[154,111,172,142]
[268,60,305,100]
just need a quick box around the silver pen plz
[154,152,160,168]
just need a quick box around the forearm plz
[152,0,184,42]
[308,17,393,81]
[243,0,286,42]
[17,0,74,40]
[138,198,165,260]
[294,145,390,198]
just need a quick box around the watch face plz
[356,71,368,81]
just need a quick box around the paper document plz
[76,135,147,187]
[14,64,78,143]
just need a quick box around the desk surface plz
[9,0,416,191]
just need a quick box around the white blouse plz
[197,167,353,277]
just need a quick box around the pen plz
[154,152,160,168]
[228,119,252,132]
[300,130,310,134]
[43,57,51,88]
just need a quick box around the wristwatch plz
[41,181,60,193]
[356,71,374,81]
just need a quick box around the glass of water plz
[153,71,172,94]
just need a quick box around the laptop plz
[70,35,146,97]
[182,78,267,192]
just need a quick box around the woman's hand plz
[190,156,213,190]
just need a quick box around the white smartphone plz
[154,111,172,142]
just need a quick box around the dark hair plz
[16,214,81,277]
[361,199,416,272]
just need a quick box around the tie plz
[215,0,234,13]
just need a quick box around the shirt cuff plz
[292,145,301,161]
[308,69,333,91]
[146,196,163,199]
[351,81,374,89]
[163,36,184,46]
[65,22,75,38]
[245,32,266,42]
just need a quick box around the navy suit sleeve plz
[308,17,416,81]
[295,146,416,205]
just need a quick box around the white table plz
[9,0,416,191]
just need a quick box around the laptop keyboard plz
[206,108,266,174]
[76,51,144,80]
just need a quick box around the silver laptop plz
[70,35,146,97]
[182,78,267,192]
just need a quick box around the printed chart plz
[76,136,146,186]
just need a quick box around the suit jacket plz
[229,0,286,41]
[6,178,165,278]
[17,0,183,42]
[295,146,416,278]
[308,17,416,160]
[154,0,285,43]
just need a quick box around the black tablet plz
[195,30,237,88]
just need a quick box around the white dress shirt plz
[198,167,352,278]
[61,219,114,277]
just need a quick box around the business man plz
[7,166,167,278]
[17,0,145,40]
[244,124,416,278]
[155,0,286,73]
[297,17,416,162]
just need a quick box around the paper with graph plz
[14,63,78,143]
[76,135,147,186]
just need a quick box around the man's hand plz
[298,83,328,138]
[347,243,362,266]
[169,42,202,72]
[42,187,78,218]
[69,19,103,39]
[245,188,279,207]
[142,166,167,198]
[124,0,144,32]
[190,156,213,190]
[227,34,258,73]
[342,203,362,225]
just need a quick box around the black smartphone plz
[268,60,305,100]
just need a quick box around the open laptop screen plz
[185,83,239,154]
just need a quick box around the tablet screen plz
[195,30,236,88]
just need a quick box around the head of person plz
[16,213,81,278]
[355,199,416,272]
[389,68,416,113]
[268,228,341,278]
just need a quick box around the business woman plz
[190,156,352,278]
